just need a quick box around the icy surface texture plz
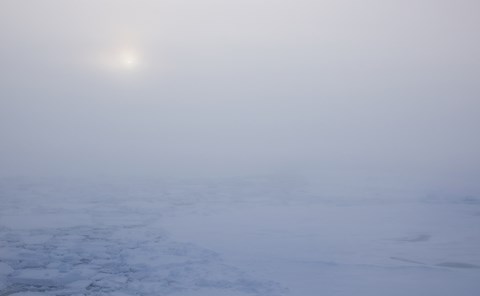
[1,177,480,295]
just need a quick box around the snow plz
[0,263,14,276]
[0,177,479,295]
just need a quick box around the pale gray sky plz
[1,1,479,191]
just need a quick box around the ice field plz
[1,176,479,296]
[2,0,480,295]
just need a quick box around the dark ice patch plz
[398,234,431,242]
[390,257,425,265]
[436,262,480,269]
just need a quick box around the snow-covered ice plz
[0,177,479,295]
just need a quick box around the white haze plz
[0,0,479,194]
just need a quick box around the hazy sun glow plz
[94,48,142,73]
[119,51,139,69]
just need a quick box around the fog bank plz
[1,0,479,194]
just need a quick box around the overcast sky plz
[0,0,479,191]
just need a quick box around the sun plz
[120,51,139,69]
[92,47,144,76]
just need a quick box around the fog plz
[2,2,480,295]
[1,0,479,193]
